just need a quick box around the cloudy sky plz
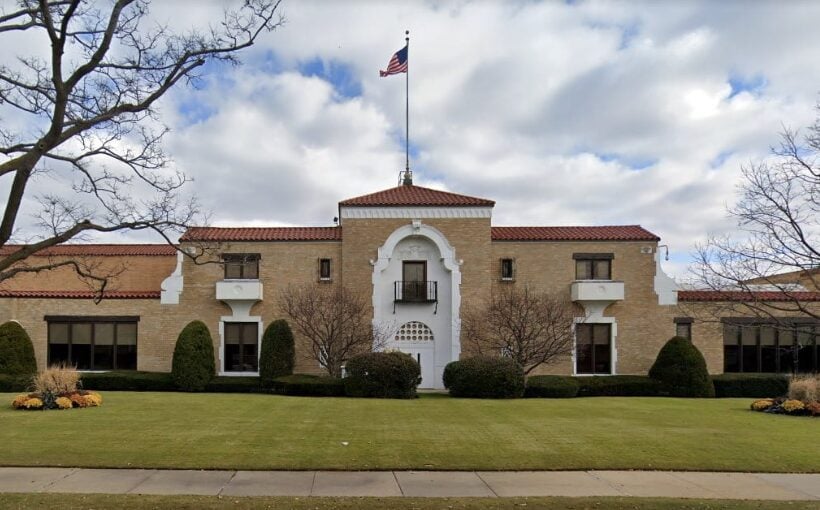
[3,0,820,278]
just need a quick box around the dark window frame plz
[46,317,138,371]
[500,258,515,281]
[722,321,819,373]
[575,323,613,375]
[223,322,260,373]
[319,258,332,281]
[573,253,613,280]
[674,317,693,341]
[222,253,260,280]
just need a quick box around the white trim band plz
[341,206,492,219]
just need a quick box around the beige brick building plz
[2,180,819,387]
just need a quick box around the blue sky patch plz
[595,152,658,170]
[298,57,363,99]
[728,73,767,98]
[710,150,733,169]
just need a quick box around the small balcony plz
[571,280,624,303]
[216,280,264,302]
[394,281,438,303]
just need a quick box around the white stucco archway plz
[371,220,462,388]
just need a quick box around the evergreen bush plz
[0,321,37,377]
[259,319,295,385]
[171,321,215,391]
[524,375,579,398]
[649,336,715,397]
[443,356,525,398]
[344,351,421,398]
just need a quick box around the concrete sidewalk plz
[0,468,819,500]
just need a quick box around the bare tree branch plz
[0,0,284,290]
[462,286,576,374]
[280,285,381,378]
[691,107,820,324]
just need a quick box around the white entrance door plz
[401,347,435,388]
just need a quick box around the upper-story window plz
[675,318,693,341]
[319,258,332,281]
[500,258,515,281]
[573,253,613,280]
[222,253,260,279]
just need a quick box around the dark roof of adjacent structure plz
[491,225,660,242]
[0,290,161,299]
[339,184,495,207]
[180,227,342,242]
[0,244,177,256]
[678,290,820,302]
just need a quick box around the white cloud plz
[4,0,820,278]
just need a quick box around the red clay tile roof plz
[0,244,176,256]
[0,290,160,299]
[491,226,660,242]
[180,227,342,242]
[678,290,820,302]
[339,185,495,207]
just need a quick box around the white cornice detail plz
[340,207,492,219]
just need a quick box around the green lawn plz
[2,392,819,472]
[1,495,819,510]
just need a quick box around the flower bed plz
[11,390,103,411]
[750,376,820,417]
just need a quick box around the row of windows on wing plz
[222,253,616,282]
[499,253,613,281]
[222,254,332,280]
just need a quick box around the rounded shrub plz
[171,321,215,392]
[344,351,421,398]
[443,356,525,398]
[0,321,37,377]
[524,375,579,398]
[259,319,295,385]
[649,336,715,398]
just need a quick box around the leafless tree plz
[0,0,284,290]
[280,285,390,377]
[691,111,820,323]
[462,286,576,374]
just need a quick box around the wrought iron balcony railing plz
[394,280,437,304]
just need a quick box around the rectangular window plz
[674,318,692,341]
[573,253,613,280]
[402,261,427,301]
[722,322,819,373]
[46,317,138,370]
[223,322,259,373]
[222,253,260,280]
[319,258,332,280]
[575,323,612,375]
[500,258,515,280]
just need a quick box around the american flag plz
[379,45,408,77]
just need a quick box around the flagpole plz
[405,29,410,175]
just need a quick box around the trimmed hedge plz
[79,372,263,393]
[577,375,663,397]
[443,356,526,398]
[344,351,421,399]
[80,371,175,391]
[171,321,216,392]
[524,375,579,398]
[205,376,264,393]
[0,321,37,377]
[259,319,295,385]
[649,336,715,398]
[269,374,345,397]
[712,373,789,398]
[0,373,29,392]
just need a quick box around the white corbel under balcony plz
[570,280,625,319]
[216,280,263,317]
